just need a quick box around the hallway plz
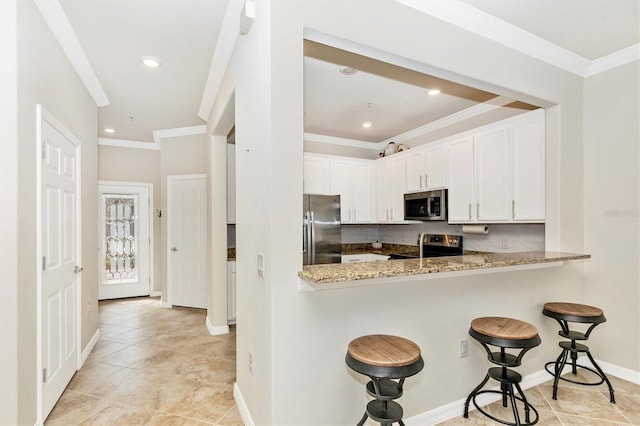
[45,297,241,425]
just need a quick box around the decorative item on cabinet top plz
[379,141,409,157]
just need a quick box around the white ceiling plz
[47,0,638,145]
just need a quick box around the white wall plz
[0,0,19,422]
[160,134,208,299]
[6,0,99,422]
[209,1,638,424]
[583,61,640,371]
[98,145,162,293]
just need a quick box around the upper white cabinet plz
[377,155,406,222]
[303,153,331,195]
[510,110,545,221]
[405,144,448,192]
[227,143,236,223]
[447,109,545,224]
[329,158,374,223]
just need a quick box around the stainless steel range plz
[388,233,463,259]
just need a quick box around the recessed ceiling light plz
[362,121,372,128]
[339,66,358,75]
[141,57,161,68]
[104,128,115,133]
[427,89,441,96]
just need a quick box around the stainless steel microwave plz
[404,189,447,221]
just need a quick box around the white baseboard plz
[206,315,230,335]
[150,291,162,297]
[234,382,255,426]
[79,328,100,368]
[406,359,640,425]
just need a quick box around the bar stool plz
[542,302,615,403]
[464,317,541,426]
[346,335,424,426]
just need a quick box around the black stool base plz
[464,372,539,426]
[545,349,616,403]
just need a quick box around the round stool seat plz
[543,302,605,323]
[348,335,421,367]
[346,335,424,425]
[470,317,541,349]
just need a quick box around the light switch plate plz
[257,253,264,277]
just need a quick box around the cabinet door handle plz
[390,208,394,220]
[477,203,480,220]
[419,175,422,188]
[353,209,357,222]
[468,203,472,220]
[348,209,351,222]
[512,200,515,220]
[425,173,429,188]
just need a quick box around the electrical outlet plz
[249,352,253,374]
[459,339,469,358]
[501,239,510,249]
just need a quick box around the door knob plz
[74,266,83,273]
[171,247,178,252]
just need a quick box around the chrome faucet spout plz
[418,233,427,259]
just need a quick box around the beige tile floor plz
[45,297,242,426]
[46,297,639,425]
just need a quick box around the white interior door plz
[98,183,151,300]
[39,109,80,420]
[168,175,207,309]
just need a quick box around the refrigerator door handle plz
[309,211,315,265]
[303,211,311,265]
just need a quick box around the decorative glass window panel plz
[103,194,138,283]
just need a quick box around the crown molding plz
[33,0,109,107]
[396,0,637,78]
[304,133,381,150]
[152,125,207,144]
[98,138,160,151]
[381,96,513,145]
[198,0,245,121]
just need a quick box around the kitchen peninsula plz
[299,251,590,290]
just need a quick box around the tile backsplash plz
[342,223,544,253]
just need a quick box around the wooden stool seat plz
[471,317,539,341]
[348,335,421,368]
[544,302,603,317]
[346,335,424,425]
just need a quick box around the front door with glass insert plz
[98,183,151,300]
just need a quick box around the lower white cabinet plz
[341,254,390,263]
[227,261,236,323]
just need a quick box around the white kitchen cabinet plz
[448,109,545,224]
[377,155,406,222]
[510,110,545,221]
[475,127,510,221]
[227,261,236,323]
[303,153,331,194]
[448,137,475,222]
[341,253,390,263]
[330,158,373,223]
[227,143,236,223]
[405,144,448,192]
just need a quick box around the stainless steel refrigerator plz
[303,194,341,265]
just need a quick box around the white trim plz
[152,125,207,144]
[98,138,160,151]
[586,44,640,77]
[79,329,101,368]
[33,0,109,106]
[304,133,380,150]
[98,181,154,299]
[233,383,255,426]
[581,356,640,385]
[35,105,83,425]
[198,0,245,120]
[395,0,639,78]
[150,291,162,297]
[206,315,230,335]
[381,96,514,145]
[166,174,208,308]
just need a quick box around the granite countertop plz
[299,251,590,286]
